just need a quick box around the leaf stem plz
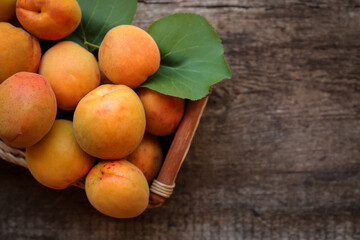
[84,41,100,49]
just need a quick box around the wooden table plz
[1,1,360,239]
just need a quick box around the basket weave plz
[0,97,208,208]
[0,140,26,167]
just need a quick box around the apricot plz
[128,134,163,184]
[0,22,41,83]
[16,0,81,40]
[39,41,100,111]
[98,25,160,88]
[0,72,57,148]
[73,84,146,159]
[137,88,185,136]
[85,160,149,218]
[26,120,95,189]
[0,0,17,22]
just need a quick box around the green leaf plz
[142,13,232,100]
[66,0,137,52]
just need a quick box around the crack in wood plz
[138,0,174,5]
[182,4,266,10]
[137,0,267,9]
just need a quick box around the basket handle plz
[148,96,208,208]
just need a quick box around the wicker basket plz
[0,96,208,208]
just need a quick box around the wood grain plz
[1,0,360,239]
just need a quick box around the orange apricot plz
[137,88,185,136]
[39,41,100,110]
[98,25,160,88]
[26,120,95,189]
[73,84,146,159]
[0,22,41,83]
[85,160,149,218]
[16,0,81,40]
[128,134,163,184]
[0,72,57,148]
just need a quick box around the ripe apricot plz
[0,72,57,148]
[39,41,100,111]
[73,84,146,159]
[137,88,185,136]
[16,0,81,40]
[0,22,41,83]
[26,120,95,189]
[98,25,160,88]
[85,160,149,218]
[128,134,163,184]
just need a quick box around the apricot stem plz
[84,41,100,49]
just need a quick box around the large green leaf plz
[66,0,137,52]
[142,13,232,100]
